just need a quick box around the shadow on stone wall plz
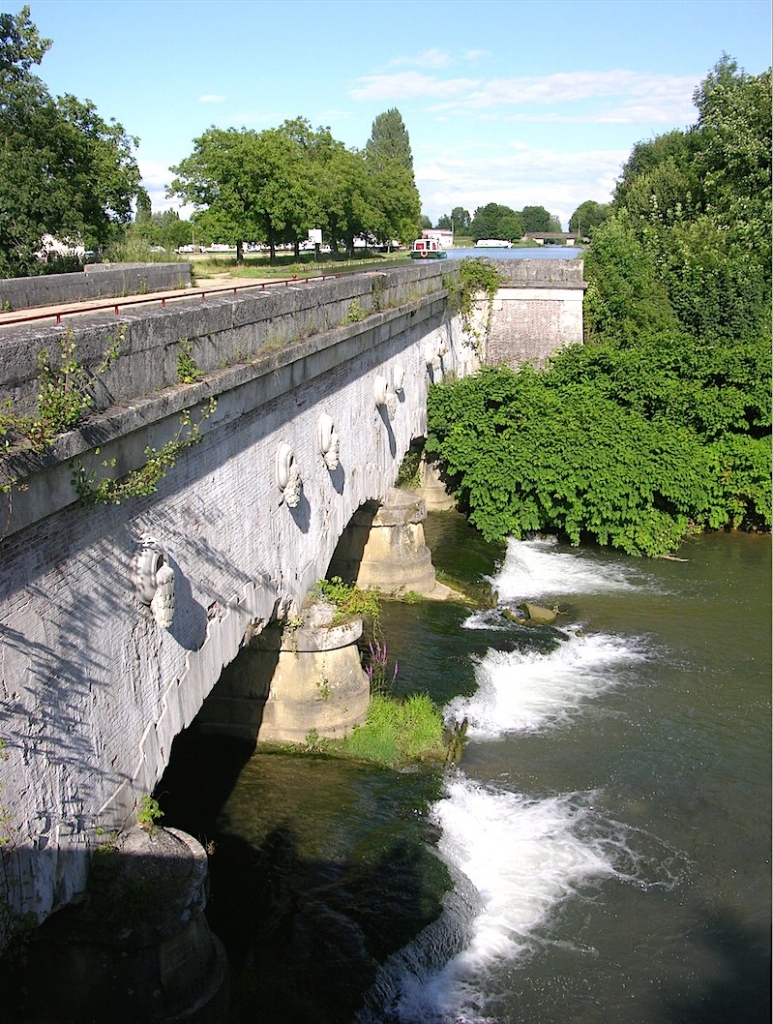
[1,827,229,1024]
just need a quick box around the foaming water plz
[491,537,650,602]
[359,536,690,1024]
[447,629,646,738]
[359,778,682,1024]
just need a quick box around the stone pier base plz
[329,487,439,596]
[195,601,370,745]
[417,455,456,511]
[18,828,228,1023]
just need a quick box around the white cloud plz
[415,144,630,229]
[198,94,227,103]
[137,157,191,215]
[350,67,698,126]
[348,71,481,101]
[317,108,354,123]
[463,49,489,62]
[389,48,453,69]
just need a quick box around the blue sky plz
[10,0,772,229]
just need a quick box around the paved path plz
[0,274,275,330]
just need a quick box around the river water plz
[160,516,770,1024]
[445,246,583,261]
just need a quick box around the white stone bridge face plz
[0,259,583,927]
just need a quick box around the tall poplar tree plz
[365,108,414,172]
[364,108,421,245]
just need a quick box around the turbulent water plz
[160,520,770,1024]
[357,526,771,1024]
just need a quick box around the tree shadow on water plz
[155,738,449,1024]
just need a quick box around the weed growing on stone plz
[71,398,217,506]
[176,339,204,384]
[136,796,164,834]
[313,577,380,623]
[346,298,365,323]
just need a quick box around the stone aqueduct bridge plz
[0,258,585,928]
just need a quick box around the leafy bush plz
[426,357,770,556]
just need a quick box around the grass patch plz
[338,693,445,767]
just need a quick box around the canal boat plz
[410,237,447,260]
[474,238,513,248]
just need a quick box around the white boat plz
[474,239,513,248]
[410,237,447,260]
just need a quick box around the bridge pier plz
[14,828,228,1023]
[196,599,370,745]
[328,487,440,597]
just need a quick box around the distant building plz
[423,228,454,248]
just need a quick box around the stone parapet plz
[0,262,192,312]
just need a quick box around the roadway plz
[0,272,323,330]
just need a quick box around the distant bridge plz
[523,231,587,245]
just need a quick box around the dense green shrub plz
[427,57,771,557]
[427,352,770,557]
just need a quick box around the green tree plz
[365,108,414,172]
[568,200,610,236]
[323,146,379,255]
[614,129,701,219]
[603,57,771,348]
[519,205,552,233]
[451,207,471,234]
[366,157,421,247]
[436,214,452,230]
[275,117,334,256]
[420,214,433,230]
[692,56,771,262]
[470,203,523,242]
[0,6,142,277]
[135,189,152,224]
[170,125,316,264]
[363,109,421,246]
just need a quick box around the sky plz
[8,0,772,230]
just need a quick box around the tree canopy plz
[470,203,523,242]
[169,110,421,262]
[427,57,771,557]
[568,200,611,236]
[0,6,142,277]
[520,205,553,233]
[365,108,414,172]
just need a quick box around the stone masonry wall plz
[0,262,192,312]
[0,268,468,932]
[484,259,586,368]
